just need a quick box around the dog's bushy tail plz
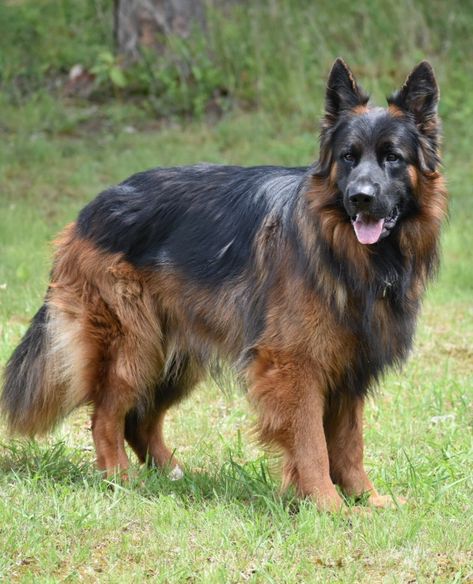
[2,303,66,436]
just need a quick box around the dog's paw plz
[168,465,184,481]
[368,494,406,509]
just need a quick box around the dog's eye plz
[343,152,355,162]
[386,153,400,162]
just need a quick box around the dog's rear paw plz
[168,465,184,481]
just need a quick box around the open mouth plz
[350,205,400,245]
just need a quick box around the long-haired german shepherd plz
[2,60,447,511]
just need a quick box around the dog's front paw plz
[368,494,406,509]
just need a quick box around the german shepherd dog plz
[2,60,447,511]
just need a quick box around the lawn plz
[1,1,472,582]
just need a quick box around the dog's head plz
[318,59,440,245]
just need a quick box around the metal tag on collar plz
[382,279,392,298]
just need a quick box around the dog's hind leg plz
[125,406,183,478]
[78,305,156,478]
[124,355,203,476]
[91,377,136,477]
[89,329,165,478]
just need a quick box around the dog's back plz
[77,164,306,277]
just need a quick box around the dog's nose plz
[348,184,376,210]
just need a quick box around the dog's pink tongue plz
[353,215,384,244]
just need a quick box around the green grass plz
[1,1,473,582]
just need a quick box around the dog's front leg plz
[248,352,344,512]
[324,393,403,508]
[324,394,375,496]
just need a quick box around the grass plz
[1,1,473,582]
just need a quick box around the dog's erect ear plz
[316,59,369,176]
[389,61,439,125]
[324,58,369,124]
[388,61,440,171]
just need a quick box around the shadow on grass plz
[0,439,300,513]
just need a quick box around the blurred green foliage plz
[0,0,112,97]
[1,0,473,123]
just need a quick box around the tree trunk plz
[114,0,207,60]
